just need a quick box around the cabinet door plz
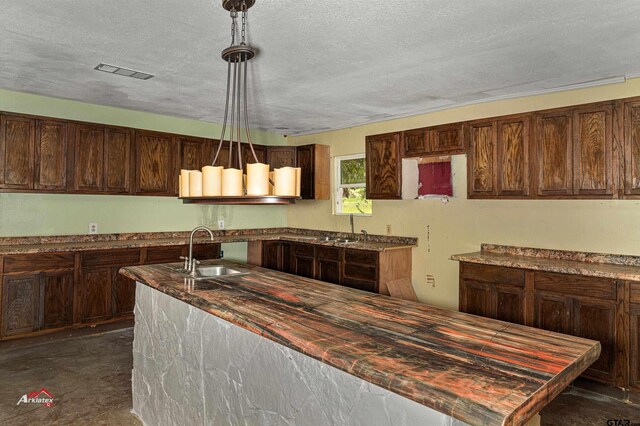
[135,131,176,195]
[497,116,530,196]
[623,100,640,196]
[365,132,402,199]
[297,145,315,199]
[262,241,282,271]
[112,266,135,317]
[292,243,315,279]
[536,111,573,196]
[402,128,429,157]
[104,127,132,194]
[467,121,497,197]
[429,123,464,153]
[40,271,74,329]
[573,296,617,383]
[316,246,342,285]
[630,303,640,391]
[241,144,267,172]
[211,141,236,168]
[342,249,378,293]
[34,119,68,191]
[266,146,297,170]
[460,279,493,318]
[82,267,112,323]
[534,291,572,335]
[495,284,525,325]
[178,136,207,171]
[573,104,613,196]
[73,123,104,192]
[0,114,35,189]
[2,274,39,336]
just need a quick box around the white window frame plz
[334,153,372,216]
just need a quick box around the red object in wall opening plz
[418,161,452,196]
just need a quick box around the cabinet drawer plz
[4,253,75,273]
[145,246,185,264]
[460,263,525,286]
[316,246,341,261]
[342,277,377,293]
[344,249,377,265]
[534,272,616,300]
[82,249,141,267]
[630,282,640,304]
[294,243,315,257]
[343,262,377,282]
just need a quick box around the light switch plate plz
[88,223,98,234]
[218,219,225,230]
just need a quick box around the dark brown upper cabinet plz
[429,123,465,154]
[401,123,464,158]
[535,109,573,196]
[241,143,267,172]
[177,136,208,171]
[74,124,132,194]
[572,103,614,197]
[467,120,497,197]
[73,123,105,192]
[623,99,640,197]
[34,119,69,191]
[266,146,297,170]
[497,115,530,196]
[366,132,402,199]
[210,140,237,169]
[104,127,132,194]
[297,144,330,200]
[402,128,429,157]
[0,113,35,190]
[134,130,176,196]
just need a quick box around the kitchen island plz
[120,260,600,426]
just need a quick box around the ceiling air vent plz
[94,63,154,80]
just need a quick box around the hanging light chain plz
[241,7,246,44]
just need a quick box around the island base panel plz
[132,283,468,426]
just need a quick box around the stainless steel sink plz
[334,238,360,244]
[196,265,248,278]
[314,236,338,242]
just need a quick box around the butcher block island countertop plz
[120,260,600,426]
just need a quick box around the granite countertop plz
[451,244,640,281]
[120,260,600,426]
[0,228,417,255]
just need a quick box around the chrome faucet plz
[180,226,215,275]
[360,229,368,243]
[349,214,355,238]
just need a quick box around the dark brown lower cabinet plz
[0,243,221,340]
[316,246,341,285]
[40,270,74,329]
[251,241,412,296]
[459,262,630,388]
[1,274,39,336]
[459,263,525,325]
[292,243,316,279]
[629,283,640,391]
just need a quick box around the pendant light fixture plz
[178,0,301,205]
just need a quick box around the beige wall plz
[286,78,640,310]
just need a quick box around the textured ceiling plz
[1,0,640,135]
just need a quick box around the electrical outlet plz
[218,219,225,230]
[88,223,98,234]
[386,224,392,235]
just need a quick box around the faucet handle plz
[179,256,189,271]
[189,258,201,274]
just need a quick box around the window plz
[335,154,372,215]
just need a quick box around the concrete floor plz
[0,322,638,426]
